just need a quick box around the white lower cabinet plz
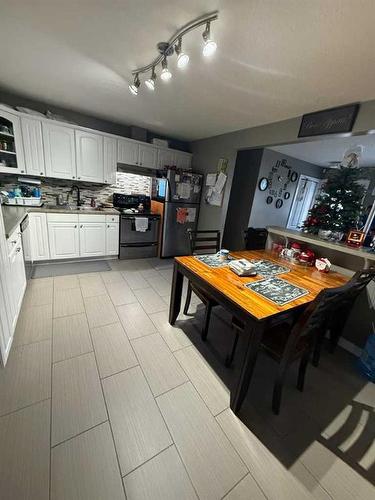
[79,222,106,257]
[29,213,50,261]
[8,238,26,331]
[48,219,80,259]
[106,222,119,255]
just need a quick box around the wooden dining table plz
[169,249,349,414]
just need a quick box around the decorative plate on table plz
[245,277,308,306]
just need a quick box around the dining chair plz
[183,229,221,340]
[312,267,375,366]
[244,227,268,250]
[228,283,352,414]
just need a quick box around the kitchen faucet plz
[70,185,84,206]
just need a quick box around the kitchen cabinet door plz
[43,123,77,180]
[0,109,26,175]
[138,143,158,169]
[75,130,104,183]
[29,213,50,261]
[174,151,192,170]
[21,117,45,176]
[157,148,175,169]
[79,222,106,257]
[8,239,26,332]
[104,136,117,185]
[48,222,80,260]
[117,138,139,166]
[106,223,119,255]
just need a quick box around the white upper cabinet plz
[157,148,175,169]
[0,110,26,175]
[43,123,76,180]
[118,138,139,166]
[138,143,158,169]
[104,136,117,185]
[175,151,192,170]
[75,130,104,183]
[21,117,45,177]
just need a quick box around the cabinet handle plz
[107,224,110,228]
[21,170,25,173]
[140,162,142,166]
[80,225,83,228]
[78,177,81,180]
[72,176,75,179]
[74,225,77,228]
[11,240,17,245]
[16,247,21,252]
[40,172,44,175]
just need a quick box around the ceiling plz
[1,1,375,141]
[270,134,375,168]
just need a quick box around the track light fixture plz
[160,57,172,81]
[175,38,189,69]
[202,21,217,57]
[145,67,157,90]
[128,74,140,95]
[128,11,218,96]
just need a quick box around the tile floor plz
[0,257,374,500]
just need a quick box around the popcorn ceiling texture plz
[0,172,151,205]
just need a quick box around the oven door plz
[120,216,159,244]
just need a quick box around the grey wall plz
[248,149,323,228]
[0,88,189,152]
[191,98,375,234]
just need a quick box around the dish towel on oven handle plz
[135,217,148,232]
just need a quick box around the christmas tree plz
[303,163,365,235]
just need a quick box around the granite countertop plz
[1,205,120,239]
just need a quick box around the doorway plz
[287,174,320,229]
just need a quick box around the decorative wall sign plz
[275,199,283,209]
[259,178,269,191]
[266,195,273,204]
[245,277,308,306]
[298,104,360,138]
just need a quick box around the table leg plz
[230,320,265,413]
[169,263,183,325]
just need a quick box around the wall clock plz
[265,159,296,202]
[266,196,273,204]
[290,171,298,182]
[275,199,283,209]
[259,178,269,191]
[284,192,290,200]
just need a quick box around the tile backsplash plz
[0,172,152,205]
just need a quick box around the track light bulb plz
[175,38,189,69]
[145,68,157,90]
[160,58,172,81]
[128,74,140,95]
[202,22,217,57]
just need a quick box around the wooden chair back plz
[244,227,268,250]
[187,229,221,255]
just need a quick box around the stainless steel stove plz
[113,194,160,259]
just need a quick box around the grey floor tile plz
[54,274,79,290]
[175,346,230,416]
[13,303,52,347]
[53,288,85,318]
[223,473,266,500]
[148,311,192,352]
[117,302,156,340]
[157,383,247,500]
[102,366,172,475]
[157,268,173,282]
[80,275,107,298]
[23,281,53,307]
[53,313,93,363]
[123,445,198,500]
[84,294,119,328]
[0,340,51,416]
[52,352,107,445]
[0,399,50,500]
[101,271,125,284]
[134,287,168,314]
[145,274,171,297]
[131,333,188,396]
[139,268,160,279]
[122,270,149,290]
[91,322,138,378]
[51,422,125,500]
[105,280,137,306]
[216,409,313,500]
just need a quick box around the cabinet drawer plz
[78,214,106,223]
[105,214,119,223]
[47,213,79,223]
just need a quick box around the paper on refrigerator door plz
[186,207,196,222]
[177,182,191,199]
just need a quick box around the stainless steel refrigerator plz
[156,170,203,257]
